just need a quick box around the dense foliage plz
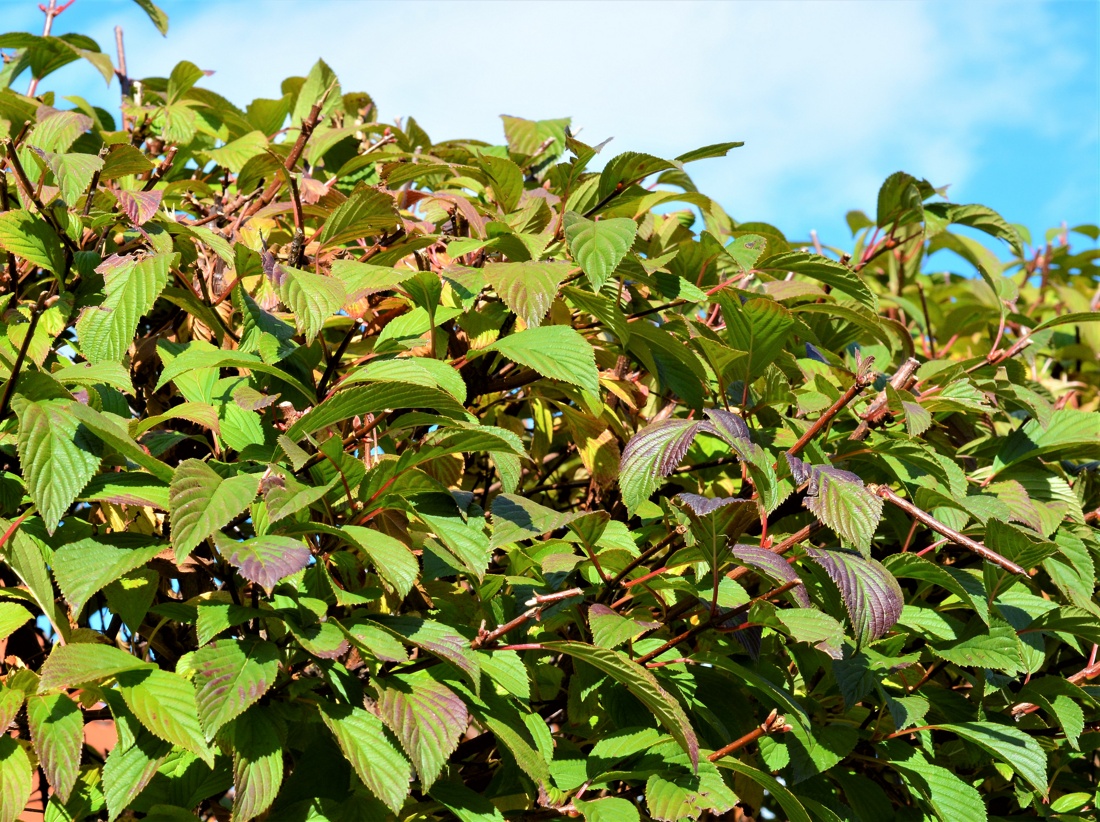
[1,2,1099,820]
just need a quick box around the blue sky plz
[5,0,1098,252]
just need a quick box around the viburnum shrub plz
[0,2,1098,820]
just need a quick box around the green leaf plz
[483,261,571,328]
[478,324,600,396]
[130,0,169,35]
[675,142,744,163]
[758,251,877,309]
[76,253,176,364]
[204,130,267,173]
[38,643,153,690]
[340,525,418,598]
[886,743,988,822]
[318,699,412,814]
[597,152,678,202]
[712,757,812,822]
[169,460,260,561]
[51,537,162,617]
[369,616,480,688]
[101,144,155,179]
[286,382,470,441]
[490,493,583,548]
[992,409,1100,475]
[67,402,175,482]
[116,668,213,765]
[478,154,524,213]
[48,152,103,206]
[412,493,491,579]
[276,264,346,343]
[925,202,1022,255]
[0,210,65,276]
[588,604,646,649]
[26,692,83,802]
[543,641,698,770]
[0,735,32,822]
[154,343,314,404]
[575,797,640,822]
[935,722,1048,795]
[53,360,135,394]
[217,533,311,591]
[1029,310,1100,334]
[318,183,399,247]
[191,639,280,738]
[619,419,702,514]
[720,295,794,383]
[228,707,283,822]
[376,673,467,790]
[102,729,172,822]
[0,602,31,642]
[563,212,637,291]
[931,622,1024,674]
[14,397,102,533]
[430,780,507,821]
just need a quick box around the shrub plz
[0,2,1098,820]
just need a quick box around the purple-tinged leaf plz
[702,408,752,446]
[38,643,154,690]
[677,493,745,517]
[370,616,480,690]
[804,548,903,645]
[190,639,280,738]
[588,604,649,649]
[787,454,813,486]
[619,419,703,513]
[544,641,699,771]
[116,189,163,225]
[729,545,811,607]
[219,534,311,591]
[317,699,412,813]
[26,693,83,802]
[790,457,883,554]
[376,673,468,790]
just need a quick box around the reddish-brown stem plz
[634,578,803,666]
[235,102,325,231]
[707,709,792,761]
[142,146,177,191]
[849,357,921,441]
[873,485,1025,575]
[599,528,684,602]
[786,372,874,460]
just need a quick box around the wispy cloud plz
[13,0,1099,244]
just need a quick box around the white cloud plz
[18,0,1098,241]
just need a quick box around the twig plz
[707,709,792,761]
[27,0,76,96]
[872,485,1025,575]
[316,320,360,401]
[471,588,583,650]
[142,146,177,190]
[0,175,17,296]
[916,283,935,358]
[786,371,874,460]
[234,102,326,231]
[0,289,51,419]
[634,579,803,666]
[598,528,685,603]
[849,357,920,441]
[3,138,79,252]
